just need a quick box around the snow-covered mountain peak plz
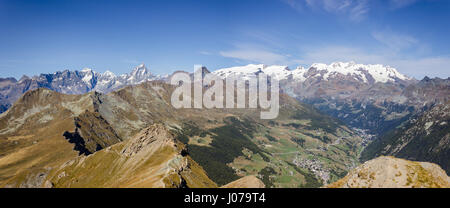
[102,70,116,78]
[128,63,153,83]
[310,63,329,71]
[80,68,95,88]
[213,64,264,80]
[18,75,30,83]
[81,68,93,73]
[291,66,307,81]
[131,63,149,74]
[213,64,291,80]
[309,61,411,83]
[263,65,291,80]
[212,62,411,84]
[216,64,264,73]
[135,63,146,69]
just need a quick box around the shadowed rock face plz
[328,156,450,188]
[63,130,92,156]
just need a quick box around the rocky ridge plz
[328,156,449,188]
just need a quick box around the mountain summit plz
[128,64,152,84]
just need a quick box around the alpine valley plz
[0,62,448,188]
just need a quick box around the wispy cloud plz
[282,0,370,22]
[220,49,287,64]
[241,30,284,48]
[348,0,369,22]
[300,46,385,64]
[219,44,301,65]
[282,0,305,12]
[372,30,419,52]
[393,56,450,78]
[282,0,426,21]
[389,0,420,9]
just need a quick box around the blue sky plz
[0,0,449,79]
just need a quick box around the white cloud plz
[219,44,302,65]
[392,56,450,79]
[282,0,370,22]
[220,49,287,65]
[307,0,353,12]
[372,30,418,51]
[348,0,369,22]
[242,30,284,48]
[282,0,305,12]
[300,46,386,64]
[282,0,427,21]
[389,0,420,9]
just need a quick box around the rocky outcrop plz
[328,156,450,188]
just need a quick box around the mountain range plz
[0,62,448,188]
[212,62,449,135]
[0,64,163,113]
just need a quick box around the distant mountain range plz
[0,61,448,187]
[2,61,448,136]
[2,61,448,134]
[213,61,413,84]
[213,62,449,135]
[0,64,163,113]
